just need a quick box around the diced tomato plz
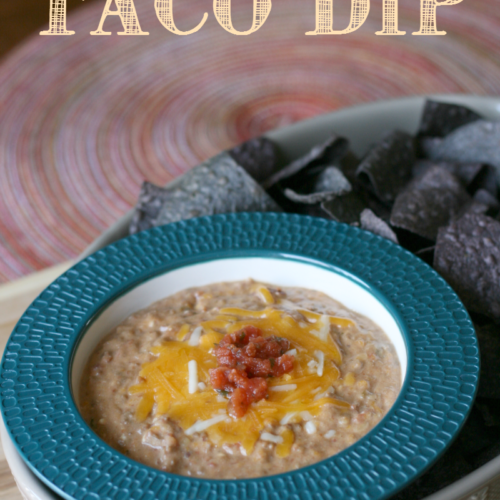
[209,326,294,417]
[273,354,294,377]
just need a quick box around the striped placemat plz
[0,0,499,282]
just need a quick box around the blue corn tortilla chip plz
[360,209,398,243]
[337,151,360,185]
[261,135,349,190]
[420,120,500,183]
[228,137,279,183]
[130,152,282,234]
[301,203,331,219]
[458,200,493,218]
[468,164,498,197]
[314,166,352,193]
[474,189,500,213]
[321,190,367,225]
[458,189,500,219]
[390,165,470,241]
[418,100,482,138]
[356,130,415,204]
[284,166,352,205]
[129,182,170,234]
[434,213,500,321]
[320,187,392,226]
[412,160,485,189]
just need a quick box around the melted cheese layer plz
[130,291,354,456]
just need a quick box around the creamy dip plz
[79,280,401,478]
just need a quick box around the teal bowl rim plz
[0,212,479,500]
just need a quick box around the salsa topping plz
[210,326,294,417]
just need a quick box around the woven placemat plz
[0,0,498,282]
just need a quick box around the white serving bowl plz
[0,417,59,500]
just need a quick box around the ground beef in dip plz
[79,280,401,478]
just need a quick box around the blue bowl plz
[0,213,479,500]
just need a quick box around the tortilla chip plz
[299,203,330,219]
[356,130,415,204]
[474,189,500,212]
[284,166,352,205]
[458,189,500,219]
[262,135,349,190]
[390,165,470,240]
[418,100,482,138]
[434,213,500,321]
[468,164,499,197]
[338,151,360,184]
[420,120,500,183]
[412,160,485,189]
[130,152,282,234]
[129,182,170,234]
[459,200,492,218]
[321,191,367,224]
[228,137,279,183]
[360,209,398,243]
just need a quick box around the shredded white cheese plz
[197,382,206,391]
[311,315,330,341]
[159,326,169,333]
[314,391,328,401]
[269,384,297,392]
[300,411,313,421]
[315,350,325,377]
[188,326,203,346]
[305,421,317,435]
[260,432,284,444]
[285,349,297,356]
[188,360,198,394]
[307,359,318,374]
[280,412,297,425]
[325,430,336,439]
[185,415,228,435]
[216,395,227,403]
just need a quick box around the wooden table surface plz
[0,262,72,500]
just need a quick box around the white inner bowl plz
[71,256,407,404]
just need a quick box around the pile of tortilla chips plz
[131,100,500,497]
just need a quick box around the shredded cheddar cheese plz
[175,324,189,341]
[130,287,354,457]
